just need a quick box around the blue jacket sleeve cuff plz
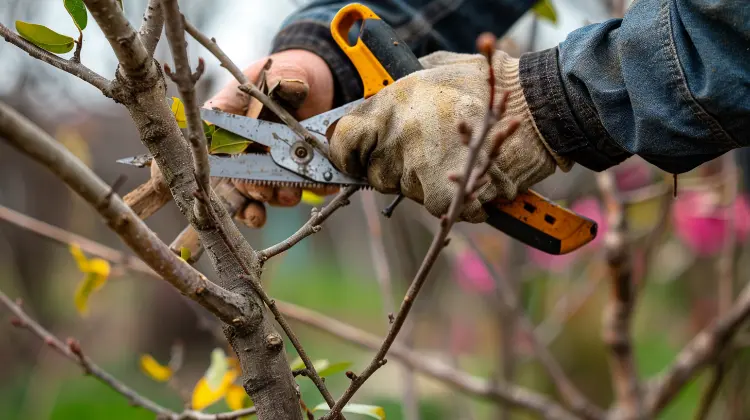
[271,21,364,107]
[519,48,631,172]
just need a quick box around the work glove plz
[329,50,571,223]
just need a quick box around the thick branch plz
[0,101,247,325]
[0,23,111,95]
[260,187,357,260]
[138,0,164,57]
[82,0,158,82]
[161,0,211,207]
[597,172,643,419]
[278,301,578,420]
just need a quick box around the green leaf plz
[210,128,250,155]
[179,247,191,262]
[318,361,352,378]
[289,356,305,371]
[204,348,230,391]
[15,21,75,54]
[313,403,386,420]
[203,121,215,140]
[63,0,88,31]
[532,0,557,24]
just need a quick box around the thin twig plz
[597,171,643,418]
[182,19,329,158]
[138,0,164,56]
[0,290,258,420]
[260,187,357,261]
[321,34,518,420]
[161,1,211,217]
[645,280,750,415]
[360,191,419,419]
[278,301,579,420]
[0,204,156,277]
[0,290,174,417]
[0,23,111,95]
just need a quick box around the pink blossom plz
[453,248,495,293]
[527,197,607,272]
[672,191,750,257]
[614,160,652,192]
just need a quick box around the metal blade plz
[200,108,296,148]
[299,98,364,138]
[207,153,312,183]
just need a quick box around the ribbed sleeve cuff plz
[518,47,631,171]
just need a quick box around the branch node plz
[265,333,283,351]
[345,371,357,380]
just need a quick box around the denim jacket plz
[271,0,750,174]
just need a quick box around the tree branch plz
[83,0,158,82]
[645,281,750,415]
[597,171,643,418]
[0,101,246,325]
[0,289,174,417]
[321,35,517,419]
[1,289,259,420]
[75,2,305,417]
[161,0,211,213]
[0,23,112,95]
[260,187,357,261]
[138,0,164,57]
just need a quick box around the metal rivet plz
[324,171,332,181]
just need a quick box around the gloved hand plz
[204,49,339,227]
[329,50,572,222]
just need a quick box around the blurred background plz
[1,0,750,419]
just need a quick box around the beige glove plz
[329,50,571,222]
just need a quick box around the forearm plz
[521,0,750,174]
[271,0,537,105]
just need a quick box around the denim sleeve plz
[270,0,536,106]
[520,0,750,173]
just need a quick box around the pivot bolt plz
[324,171,333,181]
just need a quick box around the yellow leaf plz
[169,97,187,128]
[69,243,110,316]
[139,354,173,382]
[225,384,252,411]
[191,369,238,410]
[301,190,325,206]
[179,247,191,262]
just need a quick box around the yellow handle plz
[330,3,395,98]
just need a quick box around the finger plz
[232,179,274,202]
[270,187,302,207]
[304,185,341,196]
[235,201,267,228]
[203,58,270,115]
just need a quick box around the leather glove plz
[329,50,572,223]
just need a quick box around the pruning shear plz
[117,3,597,255]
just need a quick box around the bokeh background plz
[2,0,750,419]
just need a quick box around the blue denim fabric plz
[272,0,750,174]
